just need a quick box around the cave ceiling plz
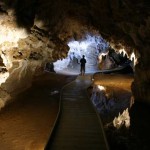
[1,0,150,56]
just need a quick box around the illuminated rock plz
[0,0,149,107]
[113,108,130,129]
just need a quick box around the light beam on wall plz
[0,72,9,86]
[0,11,29,90]
[119,48,128,57]
[0,11,28,70]
[118,48,138,67]
[130,52,138,66]
[54,33,109,74]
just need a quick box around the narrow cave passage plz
[0,0,150,149]
[51,32,136,150]
[53,33,134,75]
[53,33,109,74]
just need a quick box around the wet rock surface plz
[92,73,150,150]
[0,73,76,150]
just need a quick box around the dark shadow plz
[1,0,39,30]
[129,101,150,150]
[14,0,37,29]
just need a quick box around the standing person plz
[80,55,86,76]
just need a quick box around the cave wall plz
[0,3,69,108]
[0,0,150,106]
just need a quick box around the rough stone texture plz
[0,0,150,106]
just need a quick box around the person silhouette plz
[80,55,86,76]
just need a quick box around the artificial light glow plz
[113,108,130,129]
[130,52,138,66]
[0,72,9,86]
[98,52,108,63]
[53,58,70,71]
[54,33,109,73]
[0,27,28,49]
[118,48,138,67]
[1,53,12,70]
[0,12,28,70]
[97,85,106,91]
[119,48,128,57]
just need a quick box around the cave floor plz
[0,73,76,150]
[46,75,108,150]
[1,72,145,150]
[92,73,150,150]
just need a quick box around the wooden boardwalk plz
[45,75,109,150]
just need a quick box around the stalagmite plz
[113,108,130,129]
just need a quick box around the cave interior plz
[0,0,150,149]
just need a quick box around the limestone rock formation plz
[0,0,150,107]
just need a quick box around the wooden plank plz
[45,75,109,150]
